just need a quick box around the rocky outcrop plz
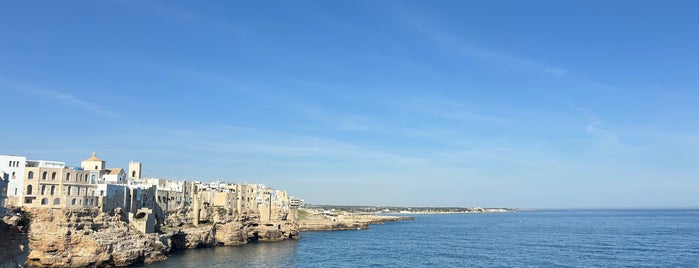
[23,208,167,267]
[167,227,216,250]
[297,208,413,232]
[8,206,299,267]
[165,219,299,250]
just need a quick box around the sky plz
[1,1,698,209]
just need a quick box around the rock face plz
[23,208,167,267]
[162,207,299,251]
[4,206,299,267]
[0,215,29,268]
[165,219,299,250]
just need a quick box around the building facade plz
[23,161,98,208]
[0,155,26,207]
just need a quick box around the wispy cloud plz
[568,102,621,147]
[393,96,514,124]
[0,78,120,119]
[404,14,567,77]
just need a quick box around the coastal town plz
[0,152,306,267]
[0,153,303,233]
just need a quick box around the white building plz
[97,183,130,212]
[0,155,26,207]
[103,168,126,184]
[0,169,7,214]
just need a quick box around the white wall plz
[0,155,26,202]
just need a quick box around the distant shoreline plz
[304,205,521,214]
[296,207,520,232]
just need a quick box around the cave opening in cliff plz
[248,232,260,243]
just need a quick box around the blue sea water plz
[143,210,699,267]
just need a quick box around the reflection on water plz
[141,239,299,268]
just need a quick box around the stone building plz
[81,152,105,173]
[128,161,141,180]
[22,160,98,208]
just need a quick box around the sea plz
[142,209,699,267]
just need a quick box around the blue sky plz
[2,1,698,208]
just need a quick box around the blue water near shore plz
[143,210,699,267]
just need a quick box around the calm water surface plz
[143,210,699,267]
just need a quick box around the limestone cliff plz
[163,207,299,250]
[2,206,299,267]
[0,214,29,268]
[23,208,167,267]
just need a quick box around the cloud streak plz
[0,78,120,119]
[405,14,567,77]
[393,96,514,125]
[568,102,622,147]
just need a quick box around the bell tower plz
[128,161,142,180]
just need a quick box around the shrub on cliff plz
[10,207,33,229]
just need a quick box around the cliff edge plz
[4,207,299,267]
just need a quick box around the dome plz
[83,152,103,161]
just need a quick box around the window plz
[11,171,15,178]
[53,198,60,205]
[66,173,71,181]
[50,185,55,195]
[42,172,47,180]
[68,186,72,195]
[41,198,48,205]
[41,185,46,195]
[94,165,98,170]
[132,171,136,177]
[71,198,76,205]
[28,171,34,179]
[14,188,18,195]
[51,172,57,180]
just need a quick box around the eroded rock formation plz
[2,206,299,267]
[22,208,166,267]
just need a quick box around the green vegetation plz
[297,209,309,221]
[216,207,226,217]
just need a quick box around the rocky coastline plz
[295,206,520,232]
[1,206,517,267]
[0,207,298,267]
